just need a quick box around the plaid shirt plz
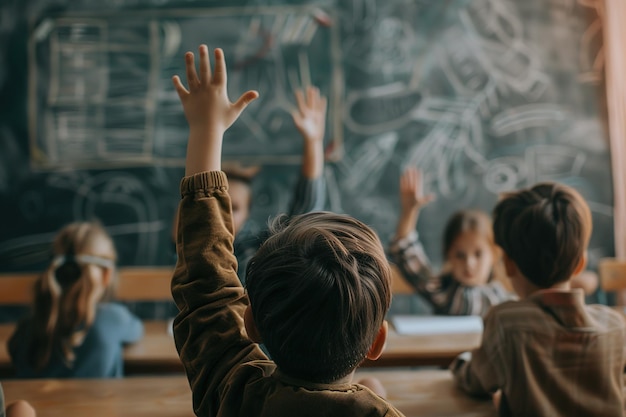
[451,289,626,417]
[388,231,513,316]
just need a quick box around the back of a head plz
[30,222,117,370]
[493,182,592,288]
[245,212,391,383]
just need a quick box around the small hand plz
[172,46,259,175]
[492,390,502,411]
[399,167,435,213]
[292,86,327,145]
[172,45,259,134]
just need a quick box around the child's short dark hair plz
[245,211,391,383]
[493,182,592,288]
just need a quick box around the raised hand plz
[395,167,435,239]
[172,45,259,175]
[399,167,435,213]
[292,86,327,145]
[292,86,327,179]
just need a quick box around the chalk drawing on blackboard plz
[0,171,165,267]
[483,157,527,194]
[526,145,586,184]
[344,83,422,135]
[343,0,377,34]
[339,131,398,194]
[489,104,568,136]
[28,6,342,169]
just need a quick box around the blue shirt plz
[0,383,4,417]
[8,303,143,378]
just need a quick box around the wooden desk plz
[0,320,480,376]
[365,329,481,367]
[0,321,183,377]
[2,376,194,417]
[1,370,494,417]
[356,370,495,417]
[121,321,181,374]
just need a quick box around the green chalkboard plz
[0,0,615,277]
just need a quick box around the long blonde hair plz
[29,222,117,371]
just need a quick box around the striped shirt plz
[388,231,514,316]
[451,289,626,417]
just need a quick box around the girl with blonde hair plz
[9,222,143,378]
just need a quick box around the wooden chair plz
[598,258,626,292]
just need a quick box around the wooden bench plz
[0,267,174,304]
[0,262,411,304]
[0,265,484,375]
[0,267,177,377]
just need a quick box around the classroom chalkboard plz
[0,0,615,275]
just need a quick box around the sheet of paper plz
[391,315,483,335]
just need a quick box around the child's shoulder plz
[585,304,626,331]
[483,298,547,327]
[96,302,138,321]
[486,297,626,333]
[486,298,529,314]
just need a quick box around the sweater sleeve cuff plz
[390,230,419,250]
[180,171,228,197]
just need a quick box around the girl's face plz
[447,232,494,287]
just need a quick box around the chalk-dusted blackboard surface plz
[0,0,614,274]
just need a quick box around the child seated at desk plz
[170,45,403,416]
[389,167,514,316]
[8,222,144,378]
[450,182,626,416]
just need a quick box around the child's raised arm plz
[172,46,258,175]
[287,86,328,215]
[291,86,327,180]
[395,167,435,239]
[171,46,263,417]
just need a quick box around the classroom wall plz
[0,0,615,274]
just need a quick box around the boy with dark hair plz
[451,182,626,417]
[171,45,403,416]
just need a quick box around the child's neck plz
[519,278,571,299]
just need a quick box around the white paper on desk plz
[391,315,483,335]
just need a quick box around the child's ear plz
[502,253,518,278]
[244,305,262,343]
[573,252,588,276]
[366,320,388,361]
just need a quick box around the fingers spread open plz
[212,48,227,85]
[232,90,259,115]
[185,52,199,89]
[198,44,211,84]
[172,75,189,100]
[319,96,328,115]
[306,86,317,108]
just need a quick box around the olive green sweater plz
[172,171,404,417]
